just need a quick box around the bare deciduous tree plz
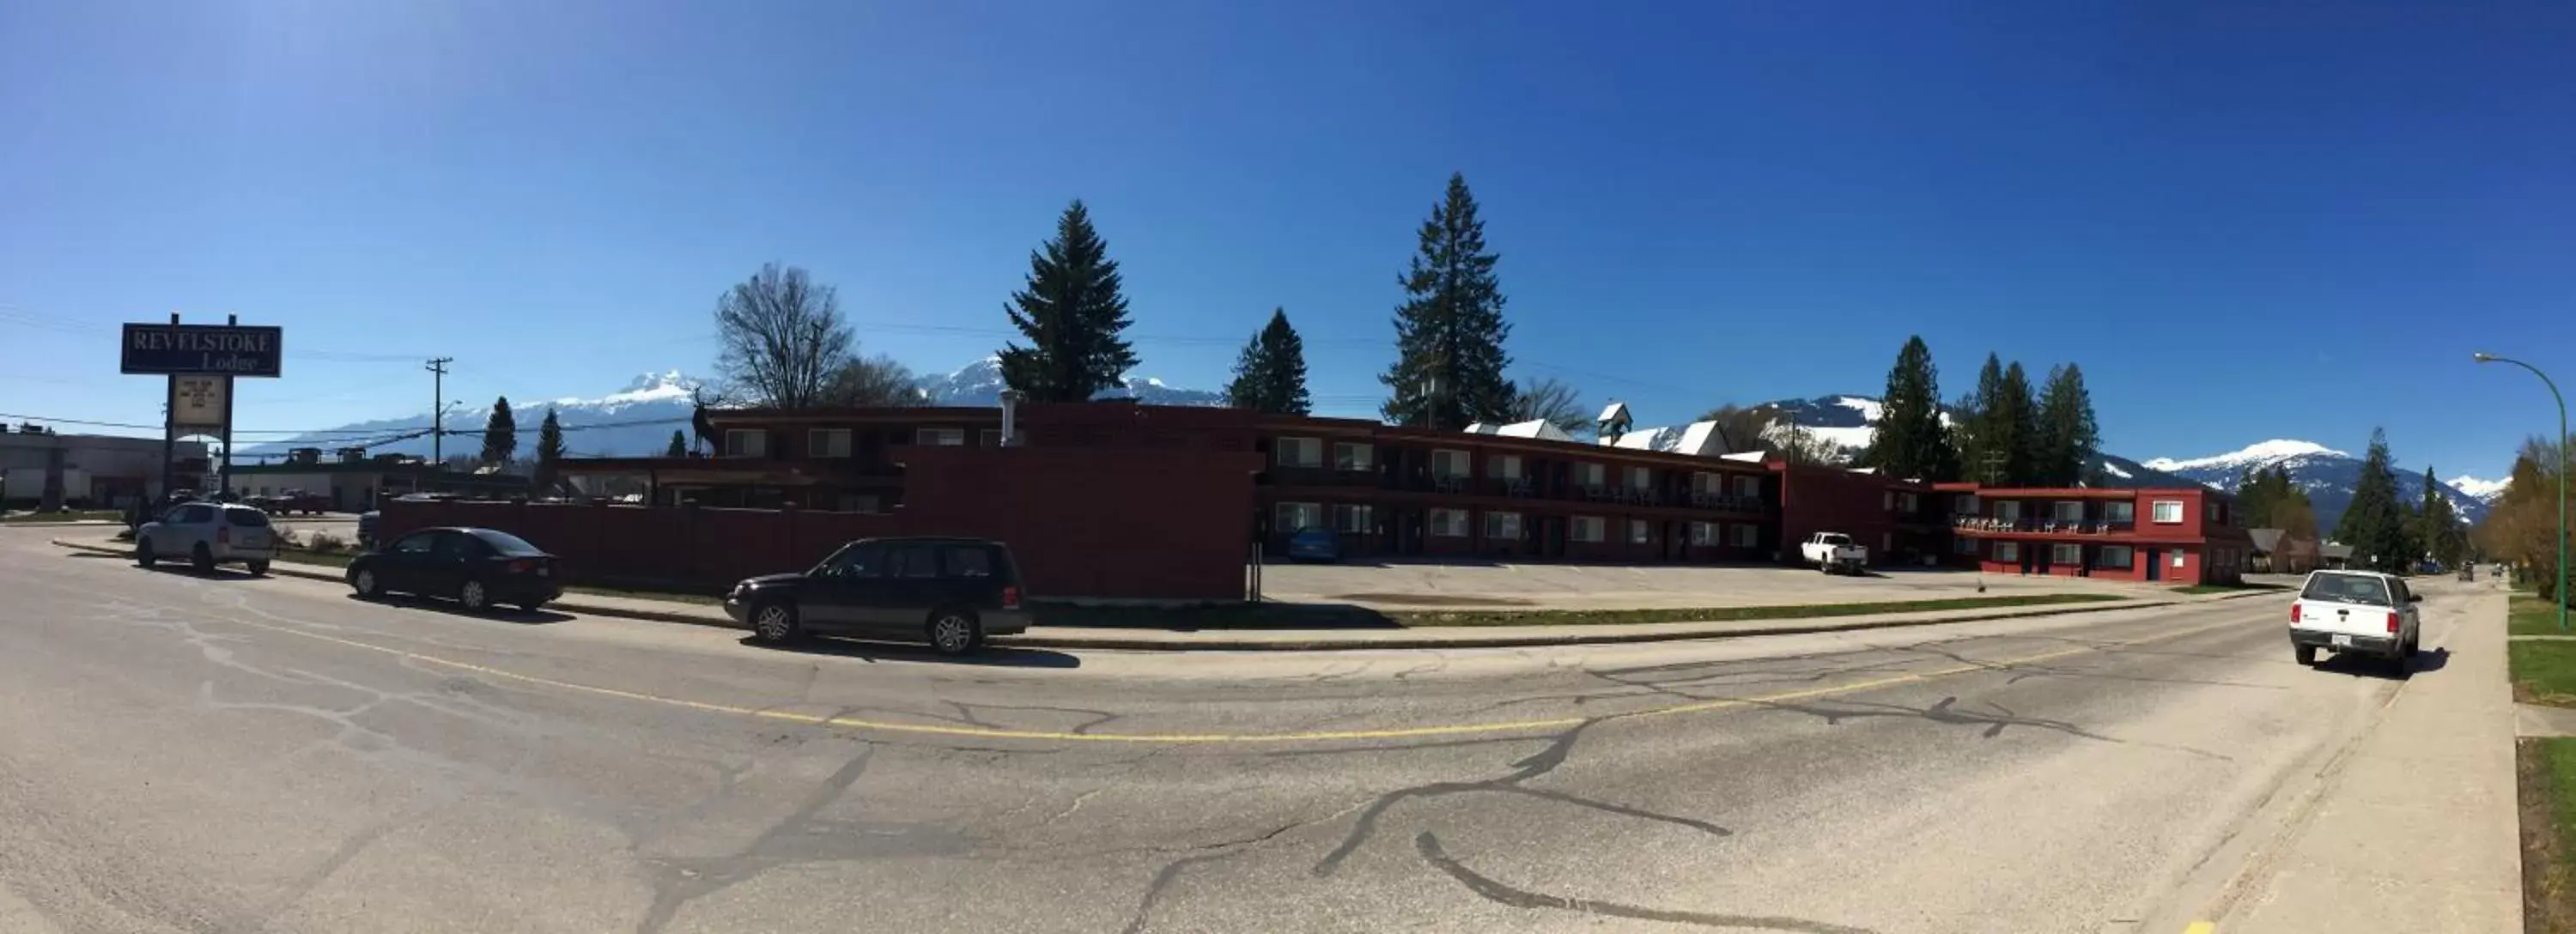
[714,263,853,409]
[823,355,925,407]
[1507,377,1589,436]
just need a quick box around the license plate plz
[2331,634,2353,648]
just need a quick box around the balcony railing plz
[1953,516,2136,535]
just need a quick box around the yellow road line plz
[2184,922,2216,934]
[205,600,2256,745]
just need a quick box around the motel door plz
[2144,549,2163,581]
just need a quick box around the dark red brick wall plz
[1777,465,1922,567]
[381,444,1263,601]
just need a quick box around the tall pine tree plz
[1861,336,1959,482]
[1955,354,2038,485]
[1382,173,1513,429]
[997,200,1139,403]
[665,430,689,458]
[534,409,565,488]
[2419,464,2464,568]
[481,397,517,465]
[2335,428,2411,573]
[2032,363,2100,486]
[1223,308,1311,415]
[1996,361,2038,484]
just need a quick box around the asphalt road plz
[0,527,2456,934]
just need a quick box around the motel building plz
[1935,482,2251,586]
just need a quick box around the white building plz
[0,430,207,508]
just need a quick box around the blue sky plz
[4,1,2570,479]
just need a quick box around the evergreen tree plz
[665,430,689,458]
[1860,336,1959,482]
[2334,428,2410,573]
[1382,173,1514,429]
[1993,361,2038,484]
[1956,355,2011,485]
[2032,363,2100,486]
[480,397,517,465]
[534,409,565,488]
[2419,464,2466,568]
[997,200,1139,403]
[1222,307,1311,415]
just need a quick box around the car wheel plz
[750,602,801,644]
[2294,644,2318,666]
[458,579,490,612]
[191,543,214,573]
[927,609,982,656]
[135,537,156,568]
[246,561,269,576]
[351,568,380,599]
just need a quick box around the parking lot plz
[1258,559,2196,610]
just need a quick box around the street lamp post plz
[2476,352,2568,634]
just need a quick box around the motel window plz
[808,429,853,458]
[1899,491,1919,512]
[1693,472,1721,494]
[1995,500,2023,523]
[2099,545,2133,569]
[1953,536,1978,555]
[1883,491,1894,510]
[1953,494,1979,513]
[1993,541,2020,561]
[1690,522,1716,546]
[981,428,1004,448]
[2104,501,2136,524]
[915,428,966,446]
[2052,500,2083,523]
[1729,524,1759,548]
[1432,450,1472,478]
[1577,463,1606,487]
[1275,502,1323,533]
[1430,508,1471,537]
[2206,501,2222,525]
[1275,437,1322,468]
[1630,519,1650,544]
[1735,475,1761,498]
[1571,516,1606,543]
[838,494,881,513]
[1485,511,1523,540]
[1492,455,1522,480]
[1334,442,1374,471]
[1332,504,1373,534]
[1882,532,1894,551]
[1627,465,1652,489]
[723,429,767,458]
[2172,550,2188,568]
[2151,500,2184,524]
[2051,543,2083,564]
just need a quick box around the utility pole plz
[426,357,453,466]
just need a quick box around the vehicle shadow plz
[743,635,1082,669]
[122,560,274,581]
[342,593,579,624]
[2315,646,2450,680]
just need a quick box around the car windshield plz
[2301,573,2391,607]
[469,530,545,556]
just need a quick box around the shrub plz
[307,531,348,554]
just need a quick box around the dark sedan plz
[348,526,562,613]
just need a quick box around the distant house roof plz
[1463,419,1574,441]
[1607,421,1728,458]
[1596,402,1631,425]
[2247,528,2285,554]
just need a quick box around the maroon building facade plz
[1935,483,2249,585]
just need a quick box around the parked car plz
[134,501,276,574]
[260,489,331,516]
[726,537,1030,656]
[347,526,562,613]
[1800,531,1868,574]
[2288,569,2421,670]
[1285,527,1341,563]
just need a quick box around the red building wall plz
[1775,464,1925,567]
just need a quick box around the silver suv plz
[136,502,276,574]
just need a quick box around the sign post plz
[123,316,283,500]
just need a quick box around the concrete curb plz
[54,537,2287,652]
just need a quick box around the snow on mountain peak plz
[2141,440,2347,472]
[2451,475,2511,500]
[1832,397,1885,422]
[554,370,702,409]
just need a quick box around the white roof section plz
[1720,450,1769,463]
[1607,421,1730,458]
[1595,402,1631,425]
[1462,419,1574,441]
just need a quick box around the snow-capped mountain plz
[2142,439,2490,531]
[1735,394,2194,488]
[911,356,1224,408]
[2451,475,2510,504]
[239,371,704,461]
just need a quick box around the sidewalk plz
[2214,590,2520,932]
[48,537,2274,652]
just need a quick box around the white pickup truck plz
[2287,569,2421,670]
[1800,532,1868,575]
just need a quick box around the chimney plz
[999,389,1024,447]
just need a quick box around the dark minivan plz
[726,537,1030,655]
